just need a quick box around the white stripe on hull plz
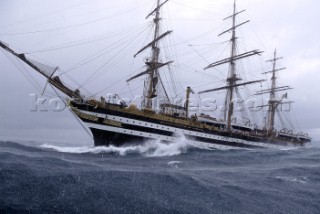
[78,109,285,149]
[85,122,242,150]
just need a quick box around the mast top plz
[200,2,264,94]
[263,49,286,74]
[146,0,169,19]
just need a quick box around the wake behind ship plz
[0,0,311,149]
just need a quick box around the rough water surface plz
[0,140,319,214]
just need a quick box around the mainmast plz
[127,0,173,110]
[256,50,292,136]
[199,0,264,132]
[226,0,238,132]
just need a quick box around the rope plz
[49,84,93,140]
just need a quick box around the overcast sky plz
[0,0,319,144]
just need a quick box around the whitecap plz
[40,134,189,157]
[167,161,182,165]
[275,176,308,184]
[167,161,182,169]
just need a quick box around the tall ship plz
[0,0,311,149]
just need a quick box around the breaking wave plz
[40,138,188,157]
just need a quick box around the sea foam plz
[40,135,188,157]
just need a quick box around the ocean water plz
[0,140,319,214]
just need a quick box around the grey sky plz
[0,0,319,144]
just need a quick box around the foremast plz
[127,0,173,110]
[199,0,264,132]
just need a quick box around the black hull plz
[90,128,150,147]
[89,127,261,149]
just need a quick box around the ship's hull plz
[70,101,308,150]
[86,122,263,150]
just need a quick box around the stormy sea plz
[0,139,319,214]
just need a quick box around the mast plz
[145,0,161,109]
[199,0,264,132]
[226,0,238,132]
[268,50,278,135]
[255,50,292,136]
[127,0,173,110]
[265,50,291,136]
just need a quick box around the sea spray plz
[40,135,189,157]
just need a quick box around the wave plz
[275,176,309,184]
[40,137,189,157]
